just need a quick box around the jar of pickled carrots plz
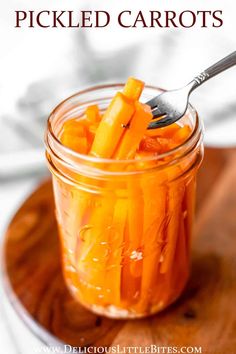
[45,83,203,319]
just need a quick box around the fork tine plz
[146,95,162,110]
[148,115,173,129]
[151,112,165,120]
[152,106,166,118]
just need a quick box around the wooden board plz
[3,147,236,353]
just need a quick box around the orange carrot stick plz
[61,119,87,136]
[146,122,180,138]
[123,77,144,101]
[172,125,191,144]
[121,176,144,306]
[61,134,88,154]
[175,211,189,287]
[104,198,127,307]
[85,104,101,124]
[76,192,115,305]
[90,92,135,158]
[160,168,185,274]
[162,210,189,307]
[134,174,167,313]
[114,102,152,159]
[184,176,196,253]
[151,208,188,310]
[61,119,89,153]
[121,219,142,307]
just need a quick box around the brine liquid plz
[53,168,196,318]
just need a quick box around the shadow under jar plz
[45,84,204,319]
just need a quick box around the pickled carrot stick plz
[127,182,143,272]
[61,135,88,154]
[146,122,180,138]
[128,189,144,265]
[184,176,196,253]
[123,77,144,101]
[61,119,87,136]
[148,270,167,313]
[119,144,151,306]
[87,123,99,142]
[52,182,99,309]
[120,175,143,305]
[164,211,189,304]
[142,260,177,315]
[77,195,114,269]
[104,198,127,306]
[134,176,167,313]
[160,171,185,274]
[64,188,115,306]
[114,102,152,159]
[152,214,185,309]
[119,176,141,308]
[90,92,135,158]
[139,136,163,153]
[61,119,89,153]
[134,151,158,170]
[116,131,148,303]
[172,125,191,144]
[85,104,100,123]
[176,212,189,283]
[153,265,174,309]
[121,221,142,306]
[76,193,115,305]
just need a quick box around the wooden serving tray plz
[3,148,236,353]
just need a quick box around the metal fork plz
[147,51,236,129]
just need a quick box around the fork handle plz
[189,50,236,92]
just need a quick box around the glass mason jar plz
[45,84,204,319]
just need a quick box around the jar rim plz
[45,83,203,173]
